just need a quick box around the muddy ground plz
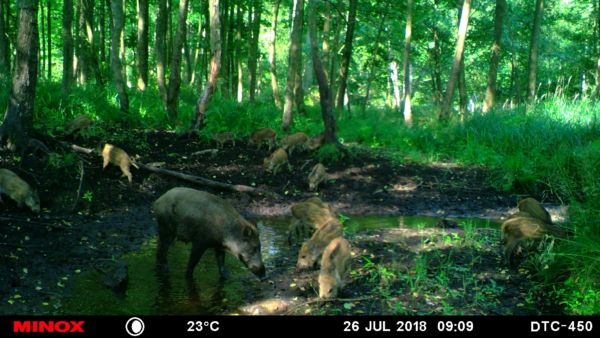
[0,130,564,315]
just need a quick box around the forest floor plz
[0,130,565,315]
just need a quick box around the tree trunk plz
[220,0,229,96]
[329,10,341,94]
[192,0,221,131]
[191,11,203,85]
[389,59,401,110]
[593,0,600,99]
[0,0,38,151]
[322,0,330,71]
[526,0,544,103]
[440,0,472,120]
[99,0,105,64]
[268,0,282,107]
[46,0,51,79]
[308,0,336,144]
[430,0,443,106]
[183,28,192,85]
[248,0,262,102]
[0,0,9,73]
[89,0,103,85]
[136,0,148,91]
[40,2,45,77]
[335,0,357,109]
[236,2,243,102]
[482,0,506,112]
[110,0,128,113]
[302,30,313,91]
[402,0,413,126]
[166,0,189,121]
[361,3,389,114]
[282,0,304,131]
[457,7,467,115]
[508,25,521,105]
[119,0,126,87]
[62,0,73,94]
[156,0,167,103]
[227,2,235,96]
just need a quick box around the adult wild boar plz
[249,128,277,151]
[102,144,139,183]
[319,237,351,299]
[0,169,40,213]
[296,219,343,271]
[153,187,266,280]
[517,197,552,224]
[308,163,328,191]
[288,197,335,245]
[280,132,308,156]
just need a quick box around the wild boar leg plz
[215,248,228,280]
[156,220,176,269]
[186,241,208,279]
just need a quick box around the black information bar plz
[0,316,597,337]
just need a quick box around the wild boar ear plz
[242,223,256,238]
[329,243,341,257]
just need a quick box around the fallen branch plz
[191,149,218,157]
[72,161,85,211]
[136,162,280,199]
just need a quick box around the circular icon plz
[125,317,145,337]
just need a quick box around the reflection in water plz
[62,215,499,315]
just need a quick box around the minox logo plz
[13,320,85,333]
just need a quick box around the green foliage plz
[316,144,342,164]
[82,191,93,203]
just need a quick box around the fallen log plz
[136,162,280,198]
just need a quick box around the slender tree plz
[593,0,600,99]
[46,0,51,79]
[62,0,73,94]
[235,2,243,102]
[362,3,389,113]
[248,0,262,102]
[0,0,10,73]
[99,0,105,63]
[110,0,128,113]
[322,0,330,72]
[388,58,401,110]
[483,0,507,112]
[192,0,221,131]
[0,0,39,150]
[429,0,443,106]
[269,0,282,107]
[402,0,413,126]
[526,0,544,102]
[166,0,190,121]
[335,0,358,110]
[156,0,168,103]
[220,0,229,96]
[440,0,472,120]
[457,7,467,115]
[136,0,149,91]
[308,0,337,144]
[282,0,304,131]
[77,0,102,84]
